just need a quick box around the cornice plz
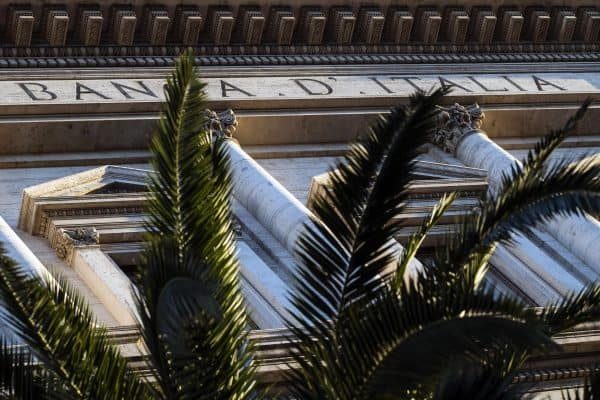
[0,2,596,67]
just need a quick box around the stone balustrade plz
[0,3,596,50]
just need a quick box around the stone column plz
[434,103,600,274]
[0,216,49,279]
[211,110,423,276]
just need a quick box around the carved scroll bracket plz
[54,227,100,263]
[432,103,485,154]
[205,108,238,139]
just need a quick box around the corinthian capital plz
[432,103,485,154]
[205,109,238,139]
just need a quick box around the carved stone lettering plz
[17,83,58,101]
[221,80,255,97]
[292,78,333,95]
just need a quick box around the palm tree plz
[0,52,258,399]
[0,52,598,399]
[285,88,600,399]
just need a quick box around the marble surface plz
[2,73,599,105]
[0,164,148,327]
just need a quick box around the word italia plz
[6,74,598,103]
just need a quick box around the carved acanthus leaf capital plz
[432,103,485,154]
[55,227,100,262]
[205,108,238,139]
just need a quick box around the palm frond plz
[539,283,600,335]
[366,315,555,397]
[430,102,596,291]
[395,192,458,286]
[428,349,527,400]
[519,98,591,180]
[287,89,447,398]
[0,246,149,400]
[478,154,600,249]
[138,51,257,399]
[0,340,58,400]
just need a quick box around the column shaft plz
[455,130,600,274]
[225,140,423,275]
[0,216,49,279]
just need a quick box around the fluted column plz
[434,103,600,274]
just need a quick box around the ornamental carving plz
[433,103,485,154]
[54,227,99,262]
[205,108,238,139]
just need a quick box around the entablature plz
[0,2,596,67]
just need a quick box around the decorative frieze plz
[299,7,326,45]
[326,7,356,45]
[207,7,235,45]
[6,6,34,47]
[413,6,442,44]
[469,7,497,44]
[496,7,524,43]
[174,6,203,46]
[575,7,600,42]
[42,7,69,47]
[549,7,576,42]
[442,7,469,44]
[143,6,170,46]
[111,6,137,46]
[78,7,103,46]
[433,103,485,154]
[355,7,385,44]
[237,7,265,45]
[524,7,551,43]
[384,7,413,44]
[267,7,295,45]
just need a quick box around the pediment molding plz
[18,165,150,236]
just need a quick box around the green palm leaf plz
[287,89,448,398]
[137,51,257,399]
[0,245,149,400]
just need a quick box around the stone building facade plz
[0,0,599,395]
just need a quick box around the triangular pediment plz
[306,159,488,248]
[18,166,150,235]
